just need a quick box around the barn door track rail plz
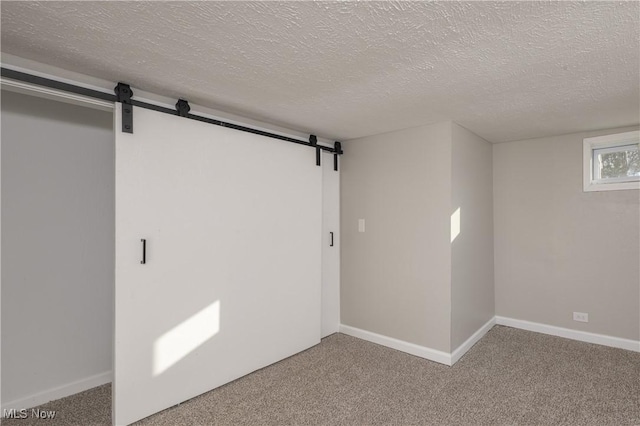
[1,67,343,169]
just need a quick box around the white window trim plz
[583,131,640,192]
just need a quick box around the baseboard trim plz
[339,324,452,366]
[450,317,496,364]
[495,316,640,352]
[1,370,112,413]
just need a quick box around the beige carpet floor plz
[3,325,639,425]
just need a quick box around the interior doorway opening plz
[1,89,115,420]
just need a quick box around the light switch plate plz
[358,219,365,233]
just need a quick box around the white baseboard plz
[340,316,639,368]
[339,324,452,366]
[1,370,112,413]
[450,317,496,364]
[496,316,640,352]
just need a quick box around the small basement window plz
[583,131,640,192]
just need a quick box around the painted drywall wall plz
[341,122,452,351]
[494,126,640,341]
[450,123,494,350]
[1,90,114,405]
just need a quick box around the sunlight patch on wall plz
[153,300,220,376]
[451,207,461,243]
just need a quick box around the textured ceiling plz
[1,1,638,143]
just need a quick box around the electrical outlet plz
[573,312,589,323]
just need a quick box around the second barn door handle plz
[141,239,146,264]
[330,232,334,247]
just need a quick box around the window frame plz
[583,130,640,192]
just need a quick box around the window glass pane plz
[594,144,640,180]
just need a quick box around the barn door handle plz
[141,239,146,264]
[330,232,334,247]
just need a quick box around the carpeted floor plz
[3,325,639,425]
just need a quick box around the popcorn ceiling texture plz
[1,1,638,142]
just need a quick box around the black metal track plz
[1,67,342,155]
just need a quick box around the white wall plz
[1,90,114,407]
[341,121,497,357]
[341,123,452,351]
[450,123,494,349]
[494,126,640,341]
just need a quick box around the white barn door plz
[321,151,340,337]
[114,104,322,425]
